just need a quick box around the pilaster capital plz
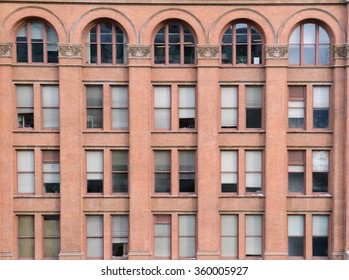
[333,45,348,59]
[196,45,220,59]
[265,45,288,59]
[0,42,13,57]
[128,44,151,59]
[58,44,83,58]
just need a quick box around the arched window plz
[86,22,127,64]
[154,23,195,65]
[221,23,263,65]
[289,23,330,65]
[16,21,58,63]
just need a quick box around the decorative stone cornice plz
[196,45,219,59]
[265,45,288,59]
[128,44,151,59]
[58,44,82,58]
[0,42,13,57]
[333,45,348,59]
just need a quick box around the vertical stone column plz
[0,43,14,259]
[196,45,220,260]
[332,45,346,259]
[57,44,84,259]
[127,45,152,259]
[263,46,288,259]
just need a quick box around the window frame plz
[154,150,171,194]
[288,150,305,194]
[17,215,35,259]
[178,215,196,259]
[86,150,104,194]
[85,85,103,129]
[16,84,34,129]
[43,215,60,259]
[86,215,104,259]
[245,214,263,258]
[153,22,196,65]
[154,215,171,259]
[312,215,330,258]
[221,150,238,193]
[17,150,35,194]
[312,150,329,193]
[313,85,330,130]
[153,85,171,130]
[111,85,129,130]
[288,86,306,130]
[41,84,60,129]
[221,215,238,258]
[287,215,305,258]
[111,150,129,194]
[245,85,263,129]
[178,86,196,129]
[178,150,196,193]
[221,86,238,129]
[245,150,263,193]
[111,215,129,259]
[42,150,60,194]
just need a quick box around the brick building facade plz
[0,0,349,260]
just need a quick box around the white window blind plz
[179,215,196,257]
[312,151,329,172]
[221,87,238,127]
[246,215,262,255]
[42,85,59,128]
[179,87,195,118]
[288,101,305,118]
[313,86,330,108]
[221,215,238,257]
[111,86,128,129]
[221,151,237,184]
[288,215,304,236]
[154,86,171,129]
[87,216,103,258]
[87,151,103,175]
[312,216,328,236]
[155,223,171,257]
[17,85,33,107]
[17,151,34,193]
[246,86,262,107]
[31,22,43,40]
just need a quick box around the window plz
[112,151,128,193]
[154,151,171,193]
[86,216,103,258]
[221,215,238,257]
[222,23,262,65]
[312,151,329,192]
[245,215,262,256]
[43,150,60,193]
[18,216,34,259]
[86,23,127,64]
[312,215,329,257]
[112,216,129,258]
[221,87,238,128]
[179,151,195,192]
[43,215,60,259]
[154,86,171,129]
[288,86,305,129]
[179,87,195,128]
[17,150,35,193]
[313,86,330,129]
[86,151,103,193]
[288,215,304,257]
[42,85,59,129]
[86,86,103,129]
[154,23,195,65]
[221,151,238,192]
[246,86,262,129]
[289,23,330,65]
[288,151,305,193]
[245,151,262,192]
[154,215,171,258]
[111,86,128,129]
[179,215,196,258]
[17,85,34,128]
[16,21,58,63]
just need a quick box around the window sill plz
[13,130,59,134]
[82,130,129,134]
[151,130,197,134]
[287,130,332,134]
[287,194,332,198]
[219,194,265,198]
[14,195,60,199]
[219,130,265,134]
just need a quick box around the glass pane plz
[18,173,34,193]
[251,27,261,43]
[112,216,129,236]
[18,216,34,236]
[222,27,232,44]
[89,26,97,43]
[313,110,329,128]
[221,45,232,64]
[251,44,262,64]
[179,237,195,257]
[18,239,34,258]
[17,151,34,172]
[30,22,43,41]
[246,86,262,107]
[313,86,330,108]
[46,26,57,42]
[101,44,113,63]
[155,224,171,236]
[154,87,171,107]
[221,215,238,235]
[246,173,262,190]
[116,27,125,43]
[154,109,170,129]
[44,238,60,258]
[87,238,103,258]
[17,26,27,41]
[221,109,237,128]
[303,45,315,64]
[222,237,237,257]
[44,173,60,184]
[155,151,170,171]
[222,173,238,183]
[179,87,195,107]
[179,215,195,235]
[44,216,60,237]
[169,45,180,64]
[179,151,195,171]
[236,23,247,43]
[112,151,128,171]
[289,45,300,64]
[43,109,59,128]
[221,151,237,172]
[154,45,165,64]
[313,237,328,256]
[179,175,195,192]
[43,163,60,173]
[86,86,102,106]
[313,216,328,236]
[101,33,112,43]
[246,237,262,255]
[87,151,103,172]
[112,109,128,129]
[304,24,316,44]
[47,47,58,63]
[116,44,126,64]
[246,109,262,128]
[184,46,195,64]
[246,215,262,236]
[17,43,28,62]
[288,173,304,192]
[221,87,238,107]
[87,109,103,128]
[17,85,33,107]
[89,44,97,63]
[87,216,103,236]
[312,173,328,192]
[155,237,171,257]
[112,86,128,107]
[155,173,171,192]
[288,215,304,235]
[32,43,44,62]
[42,86,59,107]
[246,151,262,172]
[155,27,165,44]
[313,151,329,172]
[289,26,300,44]
[112,173,128,193]
[288,237,304,256]
[236,45,247,64]
[319,45,330,64]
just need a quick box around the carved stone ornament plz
[196,45,219,59]
[58,44,82,58]
[128,45,151,58]
[333,45,348,59]
[265,45,288,59]
[0,42,13,57]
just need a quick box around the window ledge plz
[14,195,60,199]
[287,130,333,134]
[287,194,332,198]
[151,195,197,198]
[83,195,129,199]
[219,130,265,134]
[151,130,197,134]
[13,130,60,134]
[82,130,129,134]
[219,194,265,198]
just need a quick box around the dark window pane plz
[44,183,60,193]
[101,44,113,63]
[48,50,58,63]
[246,108,262,128]
[116,44,125,64]
[17,43,28,62]
[112,173,128,193]
[154,45,165,64]
[169,24,180,33]
[288,237,304,256]
[89,27,97,42]
[313,237,328,256]
[155,27,165,44]
[169,34,180,44]
[179,173,195,192]
[112,243,128,257]
[18,113,34,128]
[179,118,195,128]
[184,46,195,64]
[288,173,304,192]
[236,45,247,64]
[313,172,328,192]
[32,43,44,62]
[169,45,180,64]
[246,187,261,192]
[221,45,232,64]
[87,109,103,128]
[101,34,112,43]
[289,118,304,128]
[236,24,247,43]
[87,179,103,193]
[222,183,237,192]
[155,173,171,192]
[251,44,262,64]
[222,27,232,44]
[89,44,97,63]
[313,109,329,128]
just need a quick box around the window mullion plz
[97,24,101,65]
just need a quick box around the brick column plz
[127,45,152,259]
[57,44,84,259]
[263,45,288,259]
[196,45,220,259]
[0,43,14,259]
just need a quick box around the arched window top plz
[86,22,127,65]
[221,22,263,65]
[154,22,196,65]
[289,22,331,65]
[16,21,58,64]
